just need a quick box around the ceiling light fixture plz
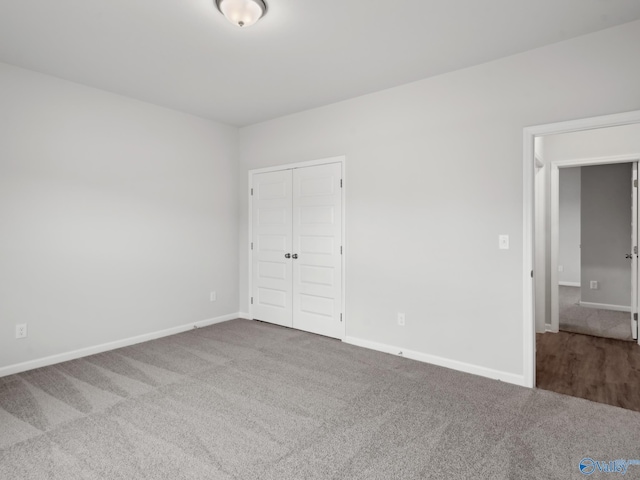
[215,0,266,27]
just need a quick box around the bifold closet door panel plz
[251,169,293,327]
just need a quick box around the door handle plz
[292,254,298,259]
[285,253,291,258]
[626,254,633,259]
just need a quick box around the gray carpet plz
[1,319,640,479]
[559,286,633,341]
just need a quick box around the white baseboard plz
[0,312,240,378]
[343,336,526,387]
[559,281,581,287]
[238,312,253,320]
[578,302,631,312]
[545,324,559,333]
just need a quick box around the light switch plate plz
[499,235,509,250]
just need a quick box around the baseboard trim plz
[343,336,526,387]
[238,312,253,320]
[0,312,240,378]
[578,302,631,312]
[559,281,581,287]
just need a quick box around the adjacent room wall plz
[0,62,239,371]
[580,164,632,308]
[239,20,640,383]
[558,168,581,286]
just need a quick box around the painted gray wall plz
[3,19,640,383]
[558,168,581,285]
[0,62,239,369]
[239,20,640,379]
[580,164,632,307]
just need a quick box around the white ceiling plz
[1,1,639,126]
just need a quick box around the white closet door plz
[292,163,343,339]
[251,170,293,327]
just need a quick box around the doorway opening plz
[544,155,639,342]
[523,110,640,391]
[556,161,638,341]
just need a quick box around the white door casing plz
[251,169,293,328]
[633,163,639,342]
[292,163,343,338]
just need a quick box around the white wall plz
[533,140,547,332]
[580,164,632,307]
[533,138,554,331]
[558,168,581,285]
[544,123,640,160]
[238,20,640,382]
[0,62,239,370]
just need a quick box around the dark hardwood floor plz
[536,331,640,412]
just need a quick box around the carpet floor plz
[2,319,640,479]
[559,286,632,341]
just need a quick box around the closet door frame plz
[248,156,346,340]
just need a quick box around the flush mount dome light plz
[215,0,266,27]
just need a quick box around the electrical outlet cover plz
[15,324,27,339]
